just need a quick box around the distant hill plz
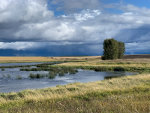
[123,54,150,59]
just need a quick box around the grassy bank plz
[19,56,150,74]
[54,56,150,73]
[0,74,150,113]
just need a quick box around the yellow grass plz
[0,74,149,103]
[0,56,100,63]
[0,55,150,63]
[0,74,150,113]
[57,57,150,68]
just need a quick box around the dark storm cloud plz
[115,25,150,43]
[0,44,101,56]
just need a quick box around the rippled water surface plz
[0,62,43,66]
[0,63,137,93]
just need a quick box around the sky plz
[0,0,150,56]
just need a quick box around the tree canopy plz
[102,38,125,60]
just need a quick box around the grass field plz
[0,55,150,113]
[0,54,150,63]
[0,56,99,63]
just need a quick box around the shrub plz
[48,72,57,79]
[1,68,5,71]
[16,75,22,80]
[29,73,44,79]
[58,71,65,76]
[69,69,78,75]
[114,67,125,71]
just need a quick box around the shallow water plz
[0,67,137,93]
[0,62,43,67]
[0,62,137,93]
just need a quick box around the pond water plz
[0,65,137,93]
[0,62,43,66]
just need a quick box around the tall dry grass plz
[0,56,100,63]
[0,74,150,113]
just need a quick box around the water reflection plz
[0,68,137,93]
[0,62,43,66]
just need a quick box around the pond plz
[0,62,43,67]
[0,63,137,93]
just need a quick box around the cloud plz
[0,0,150,55]
[115,25,150,43]
[126,41,150,54]
[0,42,41,50]
[0,42,101,56]
[0,0,53,23]
[0,0,54,41]
[0,41,150,56]
[0,1,102,42]
[1,1,150,43]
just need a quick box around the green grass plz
[50,65,150,74]
[23,66,79,80]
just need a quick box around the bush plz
[16,75,22,80]
[114,67,125,71]
[48,72,57,79]
[29,73,44,79]
[1,68,5,71]
[58,71,65,76]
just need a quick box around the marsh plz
[0,62,136,93]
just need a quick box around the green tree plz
[102,38,125,60]
[118,42,125,59]
[102,38,119,60]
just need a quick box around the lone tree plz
[118,41,125,59]
[102,38,125,60]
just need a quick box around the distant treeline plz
[102,38,125,60]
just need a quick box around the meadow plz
[0,55,150,113]
[0,56,98,63]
